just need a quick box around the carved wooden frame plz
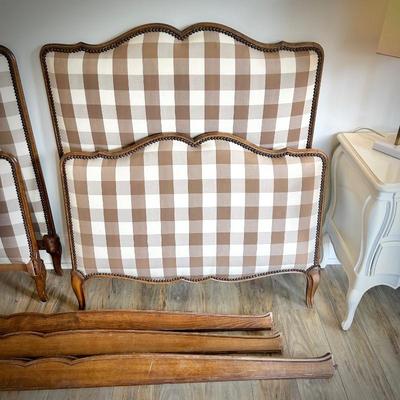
[40,22,324,157]
[60,132,328,310]
[0,46,62,276]
[0,151,47,301]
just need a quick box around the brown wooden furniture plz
[63,133,327,311]
[0,310,335,390]
[0,353,335,390]
[0,330,283,358]
[0,310,273,333]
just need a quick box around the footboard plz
[61,133,327,281]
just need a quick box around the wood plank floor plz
[0,266,398,400]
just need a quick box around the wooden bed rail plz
[0,329,282,358]
[0,353,335,390]
[0,310,273,333]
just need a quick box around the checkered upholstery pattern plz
[62,136,325,278]
[0,53,46,240]
[45,30,320,154]
[0,156,31,264]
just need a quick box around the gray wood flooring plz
[0,265,398,399]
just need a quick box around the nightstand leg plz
[341,278,365,331]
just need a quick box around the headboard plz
[41,23,324,156]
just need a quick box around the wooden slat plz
[0,310,273,333]
[0,353,335,390]
[0,330,282,358]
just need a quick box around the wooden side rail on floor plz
[0,353,335,390]
[0,330,282,358]
[0,310,273,333]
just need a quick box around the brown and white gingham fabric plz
[45,30,319,154]
[0,53,46,240]
[0,157,31,264]
[62,137,324,278]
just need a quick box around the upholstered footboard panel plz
[61,133,327,280]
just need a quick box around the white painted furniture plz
[323,132,400,330]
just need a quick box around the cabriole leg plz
[71,269,86,310]
[306,266,321,307]
[341,276,367,331]
[29,257,48,302]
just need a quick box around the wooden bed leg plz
[29,257,48,302]
[71,270,86,310]
[43,234,62,276]
[306,266,320,308]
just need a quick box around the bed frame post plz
[29,256,48,302]
[71,269,86,310]
[306,266,320,307]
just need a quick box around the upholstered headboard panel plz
[41,23,323,156]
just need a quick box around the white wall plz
[0,0,399,264]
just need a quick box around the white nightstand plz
[323,132,400,330]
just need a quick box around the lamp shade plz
[377,0,400,57]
